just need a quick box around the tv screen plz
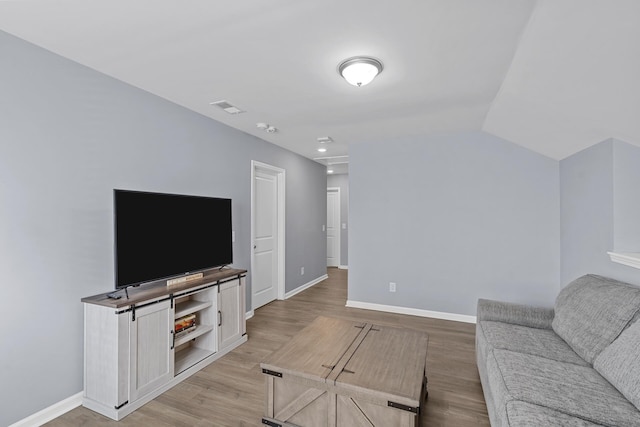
[114,189,233,289]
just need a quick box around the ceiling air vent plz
[210,100,245,114]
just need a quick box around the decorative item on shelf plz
[175,314,196,334]
[167,272,203,287]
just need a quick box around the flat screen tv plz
[114,189,233,289]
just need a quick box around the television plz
[114,189,233,289]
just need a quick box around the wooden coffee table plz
[260,316,429,427]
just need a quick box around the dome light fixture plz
[338,56,383,87]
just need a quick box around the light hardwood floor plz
[47,268,489,427]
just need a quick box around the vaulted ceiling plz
[1,0,638,174]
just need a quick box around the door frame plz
[251,160,286,309]
[327,187,341,267]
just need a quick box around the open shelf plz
[175,299,213,318]
[174,324,214,347]
[175,346,214,375]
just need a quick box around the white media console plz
[81,268,247,420]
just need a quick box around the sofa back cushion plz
[552,274,640,364]
[594,320,640,411]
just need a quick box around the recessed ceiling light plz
[338,57,383,87]
[317,147,327,153]
[327,168,334,174]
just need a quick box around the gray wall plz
[327,174,349,266]
[613,140,640,252]
[348,132,561,316]
[0,31,326,426]
[282,157,328,292]
[560,138,640,285]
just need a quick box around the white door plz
[252,164,284,309]
[327,189,340,267]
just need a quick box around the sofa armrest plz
[477,298,554,329]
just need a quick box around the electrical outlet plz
[389,282,396,292]
[301,267,305,275]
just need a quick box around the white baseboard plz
[285,274,329,299]
[245,310,255,320]
[338,265,348,270]
[345,300,476,324]
[10,391,82,427]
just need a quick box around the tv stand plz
[81,268,247,420]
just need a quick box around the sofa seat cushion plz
[552,274,640,364]
[480,321,588,366]
[506,401,605,427]
[594,320,640,411]
[489,349,640,427]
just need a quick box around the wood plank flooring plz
[47,268,489,427]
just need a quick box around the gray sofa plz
[476,274,640,426]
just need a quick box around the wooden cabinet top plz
[81,268,246,309]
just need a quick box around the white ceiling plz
[1,0,638,173]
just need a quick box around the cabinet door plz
[129,300,173,402]
[218,279,243,351]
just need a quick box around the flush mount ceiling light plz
[338,56,383,87]
[317,147,327,153]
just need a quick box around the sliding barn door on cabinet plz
[129,300,173,402]
[218,277,244,351]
